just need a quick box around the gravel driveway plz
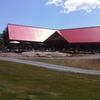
[0,57,100,75]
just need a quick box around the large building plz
[3,24,100,53]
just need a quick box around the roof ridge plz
[60,26,100,31]
[7,23,57,30]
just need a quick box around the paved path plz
[0,57,100,75]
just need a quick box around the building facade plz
[3,24,100,53]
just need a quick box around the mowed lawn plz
[33,58,100,70]
[0,60,100,100]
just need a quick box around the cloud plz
[46,0,63,6]
[46,0,100,13]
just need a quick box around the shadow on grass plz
[15,91,58,100]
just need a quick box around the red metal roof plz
[59,26,100,43]
[7,24,100,44]
[8,24,56,42]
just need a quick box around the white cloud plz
[46,0,63,6]
[46,0,100,13]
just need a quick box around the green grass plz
[0,60,100,100]
[33,58,100,70]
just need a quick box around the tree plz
[0,33,4,48]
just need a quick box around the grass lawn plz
[0,60,100,100]
[33,58,100,70]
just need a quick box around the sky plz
[0,0,100,33]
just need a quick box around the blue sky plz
[0,0,100,33]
